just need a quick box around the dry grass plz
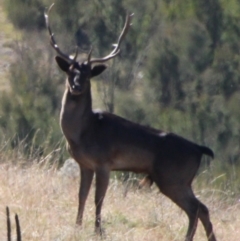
[0,162,239,241]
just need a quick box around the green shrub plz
[4,0,45,30]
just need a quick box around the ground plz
[0,163,239,241]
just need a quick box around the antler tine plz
[89,12,134,64]
[86,47,93,64]
[73,46,79,62]
[45,3,77,62]
[112,13,134,55]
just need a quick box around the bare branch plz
[6,207,11,241]
[6,207,22,241]
[15,214,22,241]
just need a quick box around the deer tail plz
[199,146,214,159]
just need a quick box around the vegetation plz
[0,0,240,194]
[0,1,240,240]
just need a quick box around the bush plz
[4,0,45,30]
[0,33,64,161]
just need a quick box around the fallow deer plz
[45,4,217,241]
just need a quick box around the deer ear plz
[55,56,70,72]
[91,65,107,78]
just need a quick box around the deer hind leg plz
[156,185,202,241]
[76,166,94,225]
[94,167,110,235]
[198,202,217,241]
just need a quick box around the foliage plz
[0,33,65,160]
[1,0,240,189]
[3,0,45,30]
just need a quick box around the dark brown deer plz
[45,4,217,241]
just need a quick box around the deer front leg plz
[76,166,94,226]
[94,167,110,235]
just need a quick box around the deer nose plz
[72,84,82,92]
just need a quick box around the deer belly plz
[75,155,98,170]
[111,148,153,173]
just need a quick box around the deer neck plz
[60,84,94,144]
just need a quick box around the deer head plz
[45,3,133,96]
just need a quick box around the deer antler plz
[45,4,132,64]
[44,3,78,62]
[88,13,134,64]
